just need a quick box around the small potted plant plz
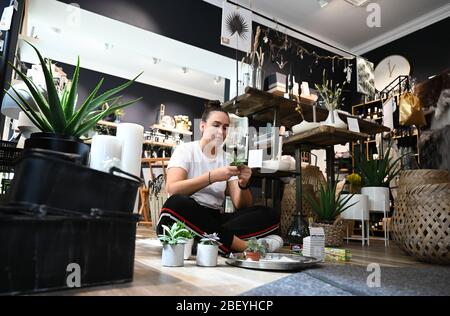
[196,233,220,267]
[244,237,267,261]
[177,222,196,260]
[305,181,356,247]
[157,221,188,267]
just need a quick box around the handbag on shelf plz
[399,92,426,126]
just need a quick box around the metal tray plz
[225,253,321,271]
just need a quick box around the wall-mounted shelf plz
[151,124,192,136]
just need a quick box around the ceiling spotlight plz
[181,67,188,74]
[152,57,161,64]
[317,0,329,8]
[104,42,114,50]
[50,26,62,34]
[214,76,222,84]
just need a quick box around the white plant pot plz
[196,244,219,267]
[340,194,369,220]
[361,187,390,212]
[184,239,194,260]
[321,110,347,129]
[162,244,185,267]
[292,121,320,135]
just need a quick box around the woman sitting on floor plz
[157,101,282,255]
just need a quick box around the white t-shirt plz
[167,141,238,211]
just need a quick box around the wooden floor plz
[50,225,432,296]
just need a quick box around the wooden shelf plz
[144,140,176,148]
[223,87,389,134]
[283,126,369,152]
[97,120,118,128]
[151,124,192,136]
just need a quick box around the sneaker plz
[258,235,284,253]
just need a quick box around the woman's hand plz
[210,166,240,183]
[237,165,252,187]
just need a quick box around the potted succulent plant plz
[244,237,267,261]
[177,221,196,260]
[158,221,188,267]
[305,181,356,247]
[5,41,142,164]
[315,70,347,129]
[357,146,403,213]
[196,233,220,267]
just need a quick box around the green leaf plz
[65,56,80,120]
[26,41,66,132]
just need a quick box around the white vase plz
[361,187,390,212]
[321,110,347,129]
[340,194,369,220]
[292,121,320,135]
[196,244,219,267]
[162,244,185,267]
[183,239,194,260]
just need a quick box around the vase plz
[251,65,265,90]
[162,244,185,267]
[321,110,347,129]
[196,244,219,267]
[286,213,310,246]
[183,238,194,260]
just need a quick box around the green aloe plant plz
[5,41,142,138]
[305,181,356,222]
[357,146,403,187]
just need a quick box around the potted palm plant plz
[5,41,142,164]
[158,221,188,267]
[305,181,356,247]
[196,233,220,267]
[244,237,267,261]
[357,146,403,213]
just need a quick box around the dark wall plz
[56,61,206,129]
[364,18,450,83]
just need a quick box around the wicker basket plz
[392,169,450,245]
[401,183,450,264]
[280,183,315,239]
[311,219,345,247]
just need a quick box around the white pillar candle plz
[89,135,122,172]
[116,123,144,177]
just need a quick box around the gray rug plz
[242,265,450,296]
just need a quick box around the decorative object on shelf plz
[244,237,267,261]
[5,41,142,165]
[89,135,122,173]
[116,123,144,178]
[305,181,356,247]
[315,70,347,129]
[356,57,376,98]
[160,115,176,129]
[291,94,320,134]
[196,233,220,267]
[174,115,192,132]
[158,221,188,267]
[114,108,125,124]
[286,212,311,247]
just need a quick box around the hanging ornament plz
[263,35,268,44]
[276,55,288,70]
[332,57,335,73]
[309,65,313,74]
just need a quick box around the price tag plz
[0,6,14,31]
[347,117,360,133]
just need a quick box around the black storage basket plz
[6,150,142,214]
[0,203,139,295]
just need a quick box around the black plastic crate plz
[6,150,141,214]
[0,203,139,295]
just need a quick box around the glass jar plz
[286,213,310,246]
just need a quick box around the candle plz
[89,135,122,172]
[116,123,144,178]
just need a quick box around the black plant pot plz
[24,133,90,165]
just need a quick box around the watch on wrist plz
[238,181,251,190]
